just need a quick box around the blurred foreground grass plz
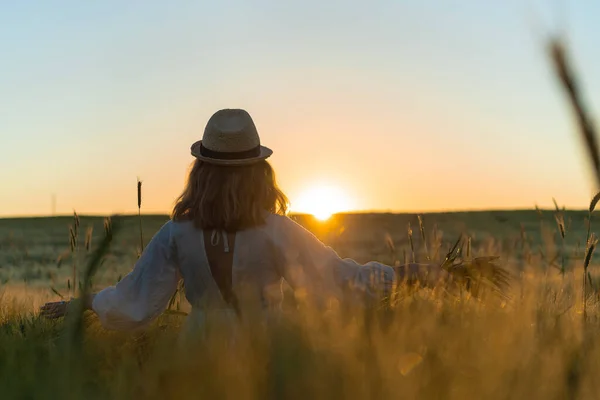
[2,211,600,399]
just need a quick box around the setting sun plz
[291,185,355,221]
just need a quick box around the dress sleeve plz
[91,220,180,330]
[274,215,396,303]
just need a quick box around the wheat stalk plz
[84,226,93,252]
[582,193,600,317]
[407,222,415,263]
[417,215,430,260]
[137,178,144,254]
[440,234,511,299]
[70,211,80,297]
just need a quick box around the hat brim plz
[190,141,273,166]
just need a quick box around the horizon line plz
[0,207,585,220]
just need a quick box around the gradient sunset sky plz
[2,1,600,217]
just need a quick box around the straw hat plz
[191,109,273,166]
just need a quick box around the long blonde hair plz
[172,159,288,231]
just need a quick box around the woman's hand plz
[40,300,70,319]
[40,294,96,320]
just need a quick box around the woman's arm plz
[274,215,446,302]
[41,220,180,330]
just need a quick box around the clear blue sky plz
[1,1,600,216]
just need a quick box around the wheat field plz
[2,209,600,399]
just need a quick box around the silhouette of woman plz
[41,109,446,330]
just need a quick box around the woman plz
[41,109,446,330]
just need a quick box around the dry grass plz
[2,208,600,399]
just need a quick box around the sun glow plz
[292,185,355,221]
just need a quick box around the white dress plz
[92,213,396,331]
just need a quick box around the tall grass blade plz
[50,286,64,299]
[549,38,600,189]
[553,198,560,212]
[441,234,463,270]
[590,191,600,213]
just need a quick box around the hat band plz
[200,143,261,160]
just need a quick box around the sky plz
[2,0,600,217]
